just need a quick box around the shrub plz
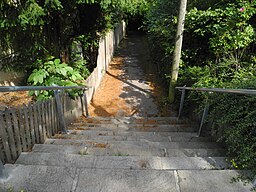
[28,57,84,100]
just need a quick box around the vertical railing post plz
[54,90,66,133]
[198,100,209,137]
[83,89,89,117]
[80,94,85,115]
[178,89,186,119]
[0,160,4,178]
[0,160,8,179]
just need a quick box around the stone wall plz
[85,21,126,103]
[0,71,25,86]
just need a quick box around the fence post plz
[178,89,186,119]
[54,90,66,133]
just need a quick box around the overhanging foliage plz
[145,0,256,175]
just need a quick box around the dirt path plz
[88,34,168,117]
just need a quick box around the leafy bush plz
[145,0,179,83]
[145,0,256,175]
[209,76,256,174]
[28,57,84,100]
[0,0,146,72]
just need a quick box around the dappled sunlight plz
[77,168,177,191]
[88,35,165,117]
[88,54,133,117]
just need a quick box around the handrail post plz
[80,94,85,115]
[54,90,66,133]
[0,160,4,178]
[80,89,89,117]
[178,89,186,119]
[83,89,89,117]
[0,160,8,179]
[198,101,209,137]
[253,175,256,187]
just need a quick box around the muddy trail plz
[88,33,173,117]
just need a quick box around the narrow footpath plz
[88,33,166,117]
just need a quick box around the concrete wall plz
[0,71,25,86]
[85,21,126,103]
[0,52,26,86]
[63,21,126,122]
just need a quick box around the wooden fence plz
[0,92,85,164]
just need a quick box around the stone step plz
[34,144,165,157]
[169,136,214,142]
[74,116,189,125]
[0,165,253,192]
[2,165,251,192]
[32,144,226,157]
[15,152,229,170]
[67,130,198,137]
[53,133,213,143]
[65,130,213,142]
[1,164,76,192]
[68,124,196,132]
[176,170,253,192]
[57,133,171,142]
[45,139,221,150]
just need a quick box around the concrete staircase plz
[1,116,253,192]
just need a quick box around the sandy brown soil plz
[88,56,133,117]
[0,91,32,110]
[87,34,172,117]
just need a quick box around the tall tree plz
[168,0,187,103]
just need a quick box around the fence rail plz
[0,86,89,164]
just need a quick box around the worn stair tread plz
[55,134,213,142]
[177,169,253,192]
[33,144,165,157]
[69,123,196,132]
[54,133,171,142]
[1,164,76,192]
[1,165,251,192]
[1,164,179,192]
[32,144,226,157]
[70,123,195,131]
[45,139,221,149]
[66,129,198,137]
[64,130,213,142]
[58,134,213,142]
[74,116,189,124]
[15,152,230,170]
[169,136,214,142]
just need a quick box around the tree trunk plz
[168,0,187,103]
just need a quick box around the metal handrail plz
[175,86,256,136]
[0,85,88,92]
[176,87,256,95]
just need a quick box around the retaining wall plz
[85,21,126,103]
